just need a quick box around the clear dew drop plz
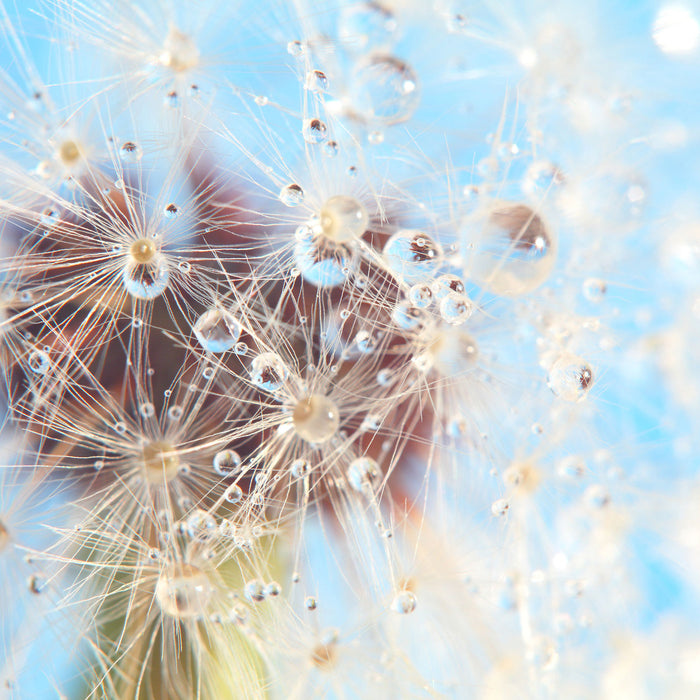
[293,394,340,444]
[185,509,217,540]
[167,405,183,421]
[291,458,310,478]
[491,498,510,516]
[439,292,474,326]
[408,283,433,308]
[164,203,180,219]
[324,140,339,157]
[582,278,607,302]
[287,40,305,57]
[40,207,60,229]
[319,195,369,243]
[354,330,377,354]
[383,230,442,283]
[28,349,49,374]
[224,484,243,504]
[522,160,563,197]
[391,590,417,614]
[193,308,241,353]
[347,456,380,493]
[472,202,556,296]
[250,352,288,392]
[305,596,318,610]
[155,563,212,619]
[213,449,242,476]
[547,353,594,402]
[279,183,305,207]
[338,2,397,52]
[245,579,265,602]
[305,70,329,92]
[432,273,465,300]
[119,141,142,163]
[265,581,281,597]
[139,402,155,418]
[295,227,351,288]
[303,118,329,144]
[122,258,169,300]
[351,53,419,125]
[391,300,423,330]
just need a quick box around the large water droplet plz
[119,141,142,163]
[295,226,351,288]
[279,183,305,207]
[122,258,169,300]
[547,353,594,402]
[351,53,419,125]
[303,118,329,144]
[471,203,556,296]
[383,230,442,283]
[193,308,241,353]
[347,456,380,493]
[250,352,288,392]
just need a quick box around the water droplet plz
[391,300,423,330]
[122,258,169,300]
[547,353,594,402]
[303,118,329,144]
[185,509,217,540]
[439,292,474,325]
[319,195,369,243]
[354,330,377,354]
[584,484,610,508]
[338,2,397,52]
[287,40,305,57]
[139,402,155,418]
[472,202,556,296]
[305,70,328,92]
[193,308,241,353]
[351,53,419,125]
[28,573,47,594]
[324,140,339,157]
[383,230,442,283]
[291,458,310,478]
[491,498,510,516]
[250,352,288,392]
[280,183,305,207]
[293,394,340,444]
[120,141,142,162]
[305,596,318,610]
[295,227,351,288]
[213,449,242,476]
[582,278,607,302]
[408,283,433,308]
[156,563,212,619]
[224,484,243,504]
[167,405,183,421]
[432,274,465,300]
[164,90,179,108]
[164,203,180,219]
[391,590,416,614]
[245,579,265,602]
[522,160,563,197]
[40,207,60,228]
[347,456,380,493]
[265,581,281,597]
[28,349,49,374]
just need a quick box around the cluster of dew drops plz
[0,1,619,694]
